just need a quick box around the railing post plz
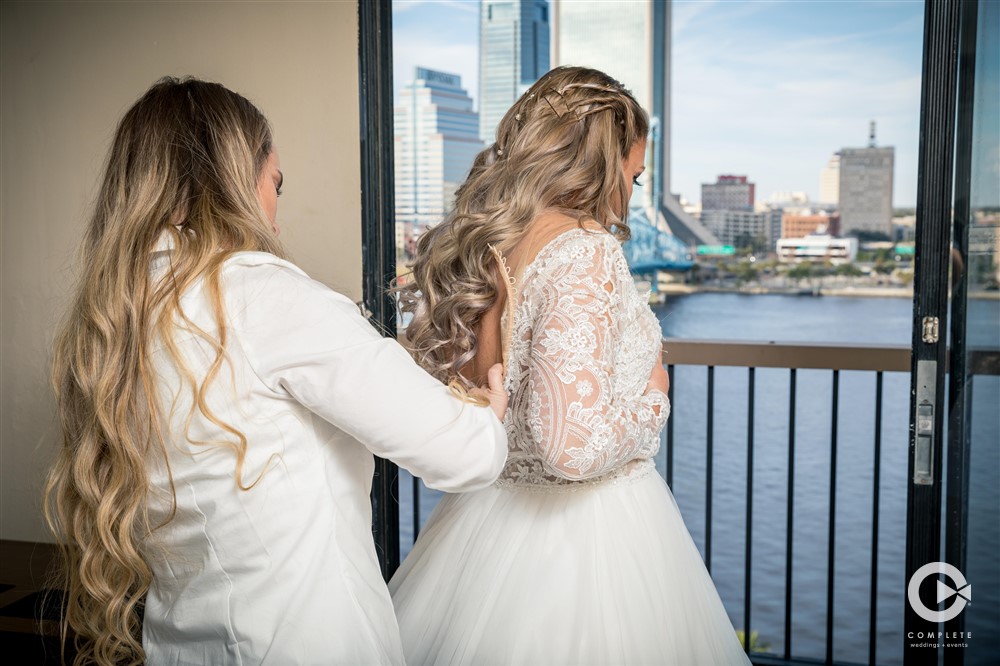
[784,368,796,661]
[705,365,714,574]
[666,363,675,489]
[744,367,755,656]
[827,370,839,665]
[870,372,884,666]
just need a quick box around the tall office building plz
[551,0,667,212]
[550,0,717,245]
[839,146,894,236]
[701,175,755,211]
[479,0,550,144]
[395,68,483,257]
[819,153,840,204]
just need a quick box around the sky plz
[392,0,926,208]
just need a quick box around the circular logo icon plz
[907,562,972,623]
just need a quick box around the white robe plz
[141,239,507,665]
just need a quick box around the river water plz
[397,293,999,665]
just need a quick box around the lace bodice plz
[495,227,670,490]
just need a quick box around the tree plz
[753,234,770,256]
[786,262,813,284]
[848,229,893,243]
[732,232,755,257]
[873,257,895,275]
[735,260,759,285]
[759,258,780,274]
[834,262,863,278]
[689,262,703,285]
[736,629,771,653]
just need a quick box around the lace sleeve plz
[525,233,669,480]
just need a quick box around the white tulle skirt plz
[388,463,752,666]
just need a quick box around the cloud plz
[672,0,720,34]
[391,0,479,103]
[393,35,479,104]
[670,1,924,206]
[389,0,925,207]
[393,0,478,14]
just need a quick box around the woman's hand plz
[470,363,508,422]
[646,361,669,395]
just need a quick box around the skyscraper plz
[819,153,840,204]
[551,0,666,211]
[550,0,718,245]
[395,68,483,258]
[839,146,894,236]
[479,0,550,144]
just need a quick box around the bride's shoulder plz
[528,210,607,237]
[524,212,617,260]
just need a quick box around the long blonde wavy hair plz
[398,66,648,388]
[43,77,283,665]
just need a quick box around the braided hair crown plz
[492,66,647,163]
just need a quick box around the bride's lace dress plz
[389,228,752,665]
[497,227,668,491]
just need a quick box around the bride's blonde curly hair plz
[44,77,282,665]
[398,66,648,390]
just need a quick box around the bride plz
[390,66,751,665]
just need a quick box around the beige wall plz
[1,1,362,542]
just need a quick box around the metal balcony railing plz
[660,339,910,666]
[402,339,998,666]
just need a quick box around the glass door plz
[944,0,999,664]
[906,1,998,664]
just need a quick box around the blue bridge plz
[623,207,694,274]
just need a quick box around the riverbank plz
[654,282,913,299]
[651,282,1000,301]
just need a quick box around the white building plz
[776,234,859,264]
[767,191,810,206]
[395,68,483,258]
[479,0,549,144]
[819,153,840,204]
[680,195,701,218]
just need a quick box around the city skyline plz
[392,0,924,208]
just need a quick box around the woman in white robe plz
[44,76,508,666]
